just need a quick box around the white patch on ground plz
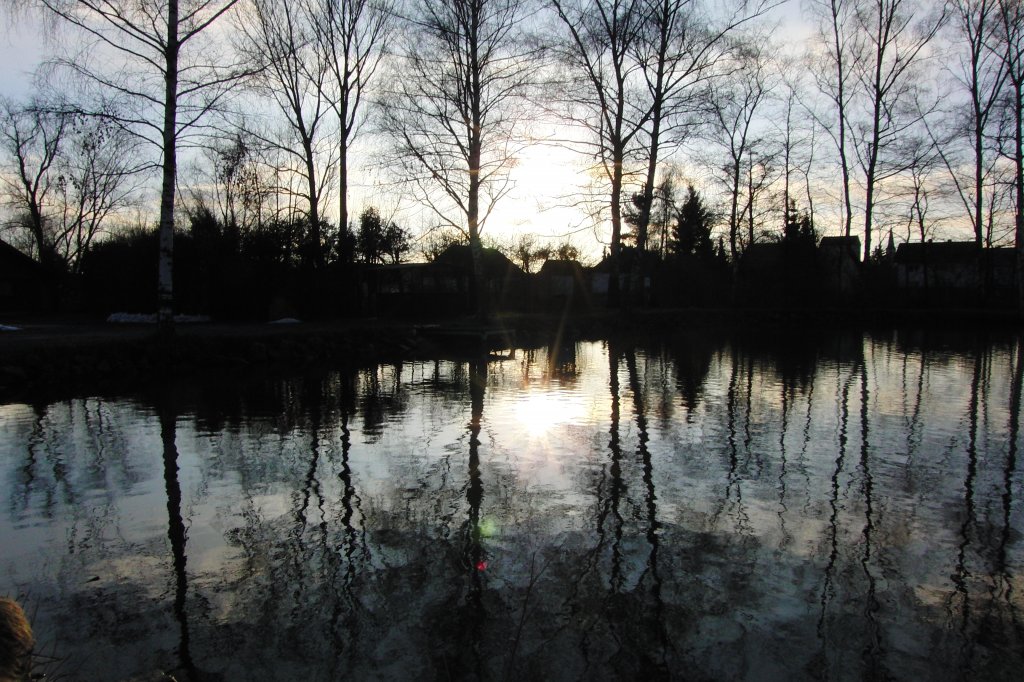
[106,313,211,324]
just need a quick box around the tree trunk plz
[609,143,624,307]
[468,153,486,319]
[729,158,741,261]
[157,0,179,334]
[864,68,883,263]
[1014,76,1024,314]
[829,1,854,239]
[303,136,322,269]
[469,5,486,321]
[973,93,986,245]
[339,133,349,237]
[638,52,665,257]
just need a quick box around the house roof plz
[819,236,861,251]
[0,239,43,279]
[591,246,660,272]
[539,259,584,277]
[433,244,526,278]
[895,241,982,265]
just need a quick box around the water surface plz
[2,331,1023,680]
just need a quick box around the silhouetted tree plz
[853,0,948,262]
[31,0,250,330]
[554,239,582,261]
[672,184,714,257]
[808,0,859,240]
[511,232,541,272]
[419,227,467,262]
[381,0,532,317]
[237,0,334,269]
[0,100,140,274]
[631,0,775,258]
[703,37,774,260]
[312,0,393,239]
[943,0,1008,246]
[0,99,68,271]
[782,199,816,249]
[550,0,649,302]
[996,0,1024,309]
[189,131,274,236]
[356,206,408,264]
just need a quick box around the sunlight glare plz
[514,391,585,436]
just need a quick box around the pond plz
[1,330,1023,681]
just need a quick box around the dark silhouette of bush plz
[79,226,159,314]
[78,211,360,320]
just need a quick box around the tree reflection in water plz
[158,399,197,680]
[1,333,1024,680]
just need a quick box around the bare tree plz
[418,225,467,262]
[185,130,275,233]
[947,0,1008,245]
[775,68,818,234]
[1,99,140,273]
[650,167,678,258]
[995,0,1024,308]
[550,0,649,301]
[703,38,774,260]
[312,0,392,237]
[34,0,249,329]
[631,0,777,258]
[49,113,141,272]
[903,146,936,245]
[852,0,948,261]
[237,0,335,268]
[511,232,540,272]
[0,99,66,269]
[808,0,862,240]
[381,0,533,317]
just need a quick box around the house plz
[0,240,49,313]
[537,259,590,311]
[589,248,655,306]
[818,236,862,299]
[737,238,860,307]
[432,244,530,311]
[359,262,466,315]
[894,241,1015,304]
[359,244,529,315]
[736,243,787,305]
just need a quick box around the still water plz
[1,331,1023,681]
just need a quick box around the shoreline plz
[1,307,1021,402]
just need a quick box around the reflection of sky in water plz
[1,333,1023,681]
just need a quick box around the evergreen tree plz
[357,206,410,264]
[782,199,816,249]
[673,185,714,257]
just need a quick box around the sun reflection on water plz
[512,391,586,436]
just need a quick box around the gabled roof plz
[0,239,43,279]
[539,259,584,277]
[591,246,660,272]
[433,244,526,278]
[895,241,981,265]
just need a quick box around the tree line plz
[3,0,1024,321]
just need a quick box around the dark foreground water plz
[2,331,1023,681]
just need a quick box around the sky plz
[0,1,826,262]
